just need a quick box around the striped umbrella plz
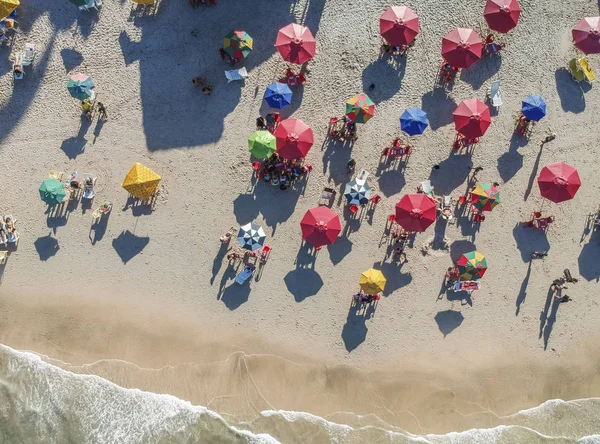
[223,30,253,59]
[237,223,266,251]
[67,74,95,100]
[470,183,500,212]
[344,178,371,205]
[346,94,376,124]
[456,251,487,281]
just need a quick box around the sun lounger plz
[568,58,585,82]
[82,174,97,199]
[490,80,502,108]
[578,58,595,84]
[80,0,101,11]
[0,251,8,264]
[225,67,248,83]
[235,264,255,284]
[451,280,480,292]
[21,43,34,66]
[420,180,433,196]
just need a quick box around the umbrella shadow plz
[377,169,406,197]
[497,133,529,183]
[434,310,464,337]
[112,230,150,264]
[284,243,323,302]
[421,88,457,130]
[516,261,532,316]
[459,55,502,90]
[341,300,376,352]
[61,48,84,73]
[220,282,251,311]
[449,240,477,263]
[34,234,60,261]
[376,260,412,296]
[578,239,600,281]
[361,57,406,104]
[513,223,550,263]
[445,290,473,307]
[554,69,585,114]
[327,236,353,265]
[321,136,353,184]
[523,143,544,201]
[428,153,472,196]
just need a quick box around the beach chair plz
[319,187,336,206]
[568,58,585,82]
[21,43,35,66]
[578,58,595,84]
[224,67,248,83]
[489,80,502,108]
[420,180,433,196]
[357,169,369,181]
[82,174,97,199]
[49,171,65,180]
[235,264,255,284]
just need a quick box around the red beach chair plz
[371,195,382,204]
[349,204,359,214]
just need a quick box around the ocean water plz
[0,345,599,444]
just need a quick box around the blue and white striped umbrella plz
[237,223,266,251]
[344,178,371,206]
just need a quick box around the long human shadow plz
[578,237,600,281]
[341,301,375,352]
[459,55,501,90]
[428,153,472,196]
[119,0,325,151]
[554,69,585,114]
[497,132,529,183]
[523,144,544,201]
[34,234,60,261]
[361,56,406,103]
[542,296,561,351]
[516,261,532,316]
[89,214,110,245]
[513,223,550,263]
[112,230,150,263]
[421,88,457,130]
[210,243,229,285]
[434,310,464,337]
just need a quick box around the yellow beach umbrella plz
[359,268,386,294]
[0,0,19,20]
[122,162,161,201]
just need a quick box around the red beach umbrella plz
[484,0,521,34]
[441,28,482,69]
[274,118,314,159]
[395,194,437,233]
[379,6,420,47]
[453,98,492,138]
[537,161,581,203]
[572,17,600,55]
[301,206,342,248]
[275,23,316,64]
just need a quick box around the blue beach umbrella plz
[264,82,293,109]
[400,107,429,135]
[521,95,546,121]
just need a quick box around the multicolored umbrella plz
[0,0,19,19]
[537,161,581,203]
[39,179,66,205]
[274,118,314,159]
[456,251,488,281]
[67,74,95,100]
[346,94,376,124]
[471,183,500,212]
[264,82,293,109]
[344,178,371,205]
[453,98,492,138]
[379,5,419,47]
[400,107,428,135]
[223,30,253,59]
[442,28,482,69]
[360,268,386,294]
[275,23,316,65]
[248,130,276,159]
[572,17,600,55]
[237,223,266,251]
[395,194,437,232]
[521,95,546,121]
[300,206,341,248]
[484,0,521,34]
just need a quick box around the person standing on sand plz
[97,102,108,120]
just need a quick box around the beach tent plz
[300,206,341,248]
[572,17,600,55]
[0,0,19,19]
[344,178,371,206]
[264,82,293,109]
[379,6,419,47]
[122,162,161,200]
[248,130,276,159]
[400,107,428,135]
[471,184,500,212]
[457,251,487,280]
[442,28,482,69]
[274,118,314,159]
[360,269,386,294]
[223,30,253,59]
[237,223,266,251]
[453,98,492,138]
[67,74,95,100]
[484,0,521,34]
[39,179,66,205]
[346,94,376,124]
[395,194,437,232]
[537,161,581,203]
[275,23,316,64]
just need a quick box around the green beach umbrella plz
[248,130,276,159]
[67,73,95,100]
[68,0,89,6]
[39,179,66,205]
[223,30,253,59]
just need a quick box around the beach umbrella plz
[346,94,376,124]
[39,179,66,205]
[0,0,19,19]
[264,82,293,109]
[300,206,342,248]
[274,118,314,159]
[471,183,500,212]
[379,5,420,47]
[360,268,386,294]
[344,178,372,206]
[237,223,266,251]
[484,0,521,34]
[68,0,88,5]
[572,17,600,55]
[400,107,428,135]
[275,23,316,64]
[537,161,581,203]
[223,30,253,59]
[453,98,492,138]
[67,74,95,100]
[395,194,437,232]
[442,28,482,69]
[456,251,487,281]
[521,95,546,121]
[121,162,161,201]
[248,130,276,159]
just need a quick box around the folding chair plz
[489,80,502,109]
[224,67,248,83]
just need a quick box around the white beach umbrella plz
[237,223,266,251]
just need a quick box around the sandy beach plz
[1,0,600,441]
